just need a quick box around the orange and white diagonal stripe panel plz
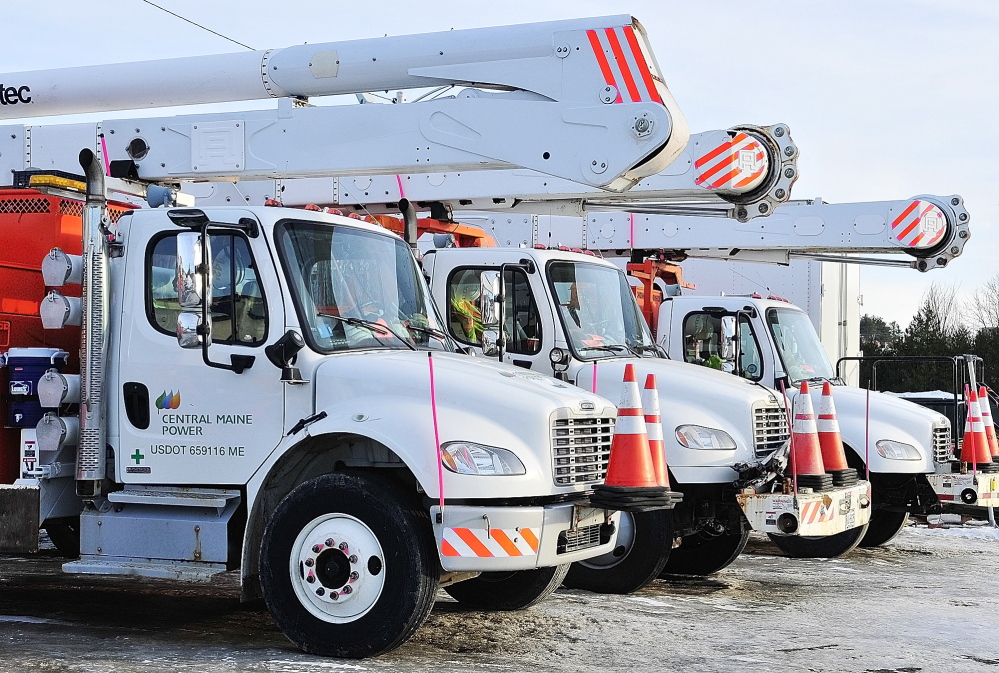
[800,500,835,525]
[440,527,540,558]
[890,200,947,249]
[694,132,768,191]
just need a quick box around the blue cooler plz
[3,348,69,428]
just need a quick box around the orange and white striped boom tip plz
[890,200,948,249]
[441,527,540,558]
[694,131,768,192]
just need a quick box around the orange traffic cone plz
[816,383,858,487]
[591,365,680,512]
[978,387,999,459]
[790,382,831,491]
[642,374,670,487]
[961,390,993,467]
[603,364,658,488]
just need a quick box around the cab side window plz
[148,233,267,345]
[447,268,542,355]
[682,312,762,380]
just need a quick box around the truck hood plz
[572,357,784,484]
[309,350,616,499]
[790,385,948,474]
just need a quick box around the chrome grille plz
[933,424,953,463]
[557,523,602,554]
[753,403,789,457]
[552,416,614,486]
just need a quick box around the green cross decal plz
[131,449,145,465]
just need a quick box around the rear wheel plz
[444,564,570,610]
[859,510,909,548]
[260,472,439,658]
[660,527,749,576]
[767,523,869,558]
[562,510,672,594]
[44,518,80,558]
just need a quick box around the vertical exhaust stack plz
[76,149,109,493]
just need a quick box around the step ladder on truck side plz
[0,15,701,658]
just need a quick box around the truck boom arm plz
[0,16,689,192]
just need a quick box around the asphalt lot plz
[0,524,996,673]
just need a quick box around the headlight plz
[876,440,922,461]
[441,441,527,475]
[675,425,737,450]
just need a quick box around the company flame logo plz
[155,390,181,410]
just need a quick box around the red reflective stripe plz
[454,528,493,557]
[604,27,641,102]
[521,528,540,553]
[910,233,924,247]
[587,30,622,103]
[441,539,460,557]
[695,137,738,169]
[707,168,742,190]
[892,200,920,227]
[818,414,836,420]
[645,415,661,423]
[696,152,738,184]
[618,408,644,416]
[623,25,662,104]
[896,206,931,241]
[490,529,523,557]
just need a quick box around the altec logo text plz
[0,85,32,105]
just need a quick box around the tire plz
[562,510,672,594]
[767,523,869,559]
[259,471,439,658]
[444,564,570,610]
[660,527,749,577]
[44,518,80,558]
[859,510,909,548]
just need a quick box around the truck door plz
[116,223,285,484]
[445,265,554,371]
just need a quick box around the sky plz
[2,0,996,328]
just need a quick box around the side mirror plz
[479,270,501,327]
[481,329,499,357]
[176,232,212,309]
[177,312,203,349]
[720,315,737,360]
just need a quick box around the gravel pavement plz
[0,524,996,672]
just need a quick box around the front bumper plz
[927,472,999,508]
[736,481,872,536]
[431,502,619,572]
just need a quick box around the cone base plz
[968,461,999,473]
[993,456,999,464]
[796,473,834,492]
[590,485,683,512]
[828,468,858,488]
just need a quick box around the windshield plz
[767,307,835,384]
[276,220,449,352]
[548,261,656,360]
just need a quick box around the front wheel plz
[562,510,672,594]
[859,510,909,548]
[260,472,439,658]
[767,523,869,559]
[444,564,570,610]
[660,527,749,577]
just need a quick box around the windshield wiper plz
[404,323,448,341]
[578,344,629,354]
[317,312,417,351]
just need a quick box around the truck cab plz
[7,196,625,657]
[424,246,871,586]
[659,294,954,546]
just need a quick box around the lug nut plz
[325,538,335,547]
[952,197,960,206]
[339,542,349,551]
[349,555,358,564]
[306,574,315,583]
[316,587,325,596]
[304,558,314,567]
[759,203,769,213]
[330,592,339,600]
[775,188,786,200]
[774,126,785,137]
[959,213,968,222]
[784,145,796,157]
[350,571,359,581]
[342,585,353,594]
[312,544,323,553]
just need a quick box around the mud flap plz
[0,484,40,552]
